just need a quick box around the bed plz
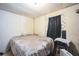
[8,35,54,56]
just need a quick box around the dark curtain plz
[47,15,61,40]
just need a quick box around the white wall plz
[34,4,79,52]
[34,16,47,36]
[0,10,33,53]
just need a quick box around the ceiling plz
[0,3,76,18]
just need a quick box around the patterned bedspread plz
[9,35,54,56]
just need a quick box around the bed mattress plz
[9,35,54,56]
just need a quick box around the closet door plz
[47,15,61,39]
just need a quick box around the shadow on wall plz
[68,42,79,56]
